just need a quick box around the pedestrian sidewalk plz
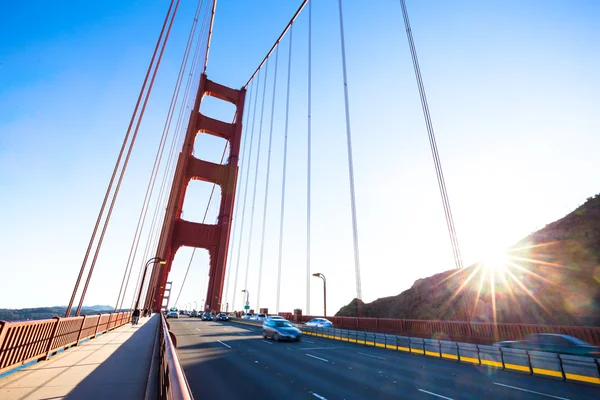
[0,314,159,400]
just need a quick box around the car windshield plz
[274,321,294,328]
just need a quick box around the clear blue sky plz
[1,1,598,316]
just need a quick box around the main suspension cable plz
[114,0,206,313]
[337,0,363,302]
[65,0,177,317]
[306,0,312,315]
[256,46,279,310]
[399,0,463,270]
[74,0,181,316]
[276,26,294,314]
[243,58,269,308]
[231,69,262,311]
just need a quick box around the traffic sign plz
[244,305,250,310]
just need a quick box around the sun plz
[481,248,509,272]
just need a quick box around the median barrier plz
[499,347,531,374]
[529,350,564,379]
[374,333,387,348]
[559,354,600,385]
[409,337,425,355]
[440,340,459,361]
[478,344,503,368]
[424,339,441,357]
[396,336,411,352]
[457,342,479,364]
[385,334,397,350]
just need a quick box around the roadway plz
[170,317,599,400]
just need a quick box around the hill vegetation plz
[336,194,600,326]
[0,305,115,322]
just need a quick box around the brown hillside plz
[336,194,600,326]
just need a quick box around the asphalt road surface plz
[170,318,599,400]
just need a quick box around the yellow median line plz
[532,368,564,378]
[565,373,600,384]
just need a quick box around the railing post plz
[0,321,7,351]
[75,315,87,346]
[45,317,61,360]
[94,314,102,336]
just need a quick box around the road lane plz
[171,318,599,400]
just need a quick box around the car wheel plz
[263,330,267,339]
[274,333,279,342]
[296,336,301,342]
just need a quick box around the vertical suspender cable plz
[306,0,312,315]
[65,0,177,317]
[114,0,205,313]
[203,0,217,73]
[75,0,181,316]
[276,26,294,314]
[232,69,261,311]
[224,80,255,311]
[243,59,269,308]
[171,145,225,309]
[257,47,279,310]
[337,0,363,302]
[399,0,463,270]
[138,7,213,311]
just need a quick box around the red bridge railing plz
[296,315,600,345]
[0,311,132,375]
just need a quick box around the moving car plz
[263,319,302,342]
[202,312,213,321]
[166,308,179,319]
[305,318,333,328]
[216,313,229,321]
[494,334,600,357]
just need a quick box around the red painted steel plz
[158,313,193,399]
[0,311,132,375]
[297,315,600,345]
[146,74,246,313]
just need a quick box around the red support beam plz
[145,73,246,312]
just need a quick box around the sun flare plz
[481,249,509,272]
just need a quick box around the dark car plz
[202,313,213,321]
[216,313,228,321]
[494,334,600,357]
[262,319,302,342]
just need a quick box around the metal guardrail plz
[299,325,600,385]
[0,311,132,375]
[158,314,193,400]
[295,315,600,345]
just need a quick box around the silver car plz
[263,319,302,342]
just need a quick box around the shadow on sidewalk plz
[65,316,158,400]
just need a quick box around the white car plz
[166,308,179,319]
[305,318,332,328]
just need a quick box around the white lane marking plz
[237,332,245,336]
[492,382,570,400]
[358,352,386,360]
[300,347,343,351]
[417,389,454,400]
[311,392,328,400]
[304,340,316,344]
[217,340,232,349]
[195,328,201,332]
[305,353,329,362]
[261,340,273,345]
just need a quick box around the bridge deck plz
[0,314,158,400]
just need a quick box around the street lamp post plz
[312,273,327,317]
[135,257,166,311]
[241,289,250,312]
[194,301,197,310]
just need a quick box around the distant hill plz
[0,305,119,322]
[336,193,600,326]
